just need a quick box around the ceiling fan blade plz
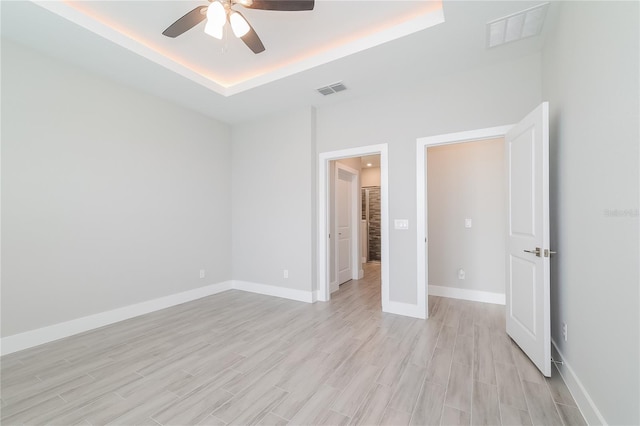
[162,6,207,37]
[243,0,314,11]
[239,17,266,54]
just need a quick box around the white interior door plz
[505,102,551,377]
[336,168,353,285]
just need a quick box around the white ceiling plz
[0,0,556,124]
[361,155,381,169]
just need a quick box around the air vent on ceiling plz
[487,3,549,48]
[316,82,347,96]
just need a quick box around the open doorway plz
[417,106,551,376]
[416,126,512,318]
[318,144,389,312]
[426,138,507,306]
[327,155,382,307]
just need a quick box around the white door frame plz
[318,144,389,309]
[416,126,513,317]
[334,162,361,289]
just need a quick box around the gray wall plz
[1,40,232,337]
[316,53,541,304]
[231,107,316,292]
[427,139,505,294]
[542,2,639,424]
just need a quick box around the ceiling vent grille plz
[487,3,549,48]
[317,82,347,96]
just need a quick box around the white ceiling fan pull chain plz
[222,23,229,54]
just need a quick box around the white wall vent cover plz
[487,3,549,48]
[317,82,348,96]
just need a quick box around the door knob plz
[544,249,557,257]
[524,247,542,257]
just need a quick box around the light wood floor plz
[1,264,586,425]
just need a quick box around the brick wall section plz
[362,186,381,261]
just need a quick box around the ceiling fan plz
[162,0,315,54]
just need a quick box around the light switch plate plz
[465,218,472,228]
[394,219,409,230]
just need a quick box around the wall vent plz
[316,82,347,96]
[487,3,549,48]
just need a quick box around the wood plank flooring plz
[1,264,586,425]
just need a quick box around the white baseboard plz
[2,277,424,356]
[1,281,233,356]
[428,285,505,305]
[551,340,606,426]
[383,301,426,319]
[232,280,315,303]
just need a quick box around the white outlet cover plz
[465,218,472,228]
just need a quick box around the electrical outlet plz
[283,269,289,279]
[199,269,205,279]
[458,269,465,280]
[562,322,568,341]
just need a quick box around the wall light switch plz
[394,219,409,230]
[465,218,472,228]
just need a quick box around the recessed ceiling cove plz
[33,0,444,97]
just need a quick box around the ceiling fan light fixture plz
[230,12,250,37]
[162,0,314,53]
[206,1,226,27]
[204,20,224,39]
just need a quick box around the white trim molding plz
[1,280,321,356]
[428,285,505,305]
[416,125,513,319]
[232,280,316,303]
[1,281,233,356]
[383,301,425,319]
[551,340,607,426]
